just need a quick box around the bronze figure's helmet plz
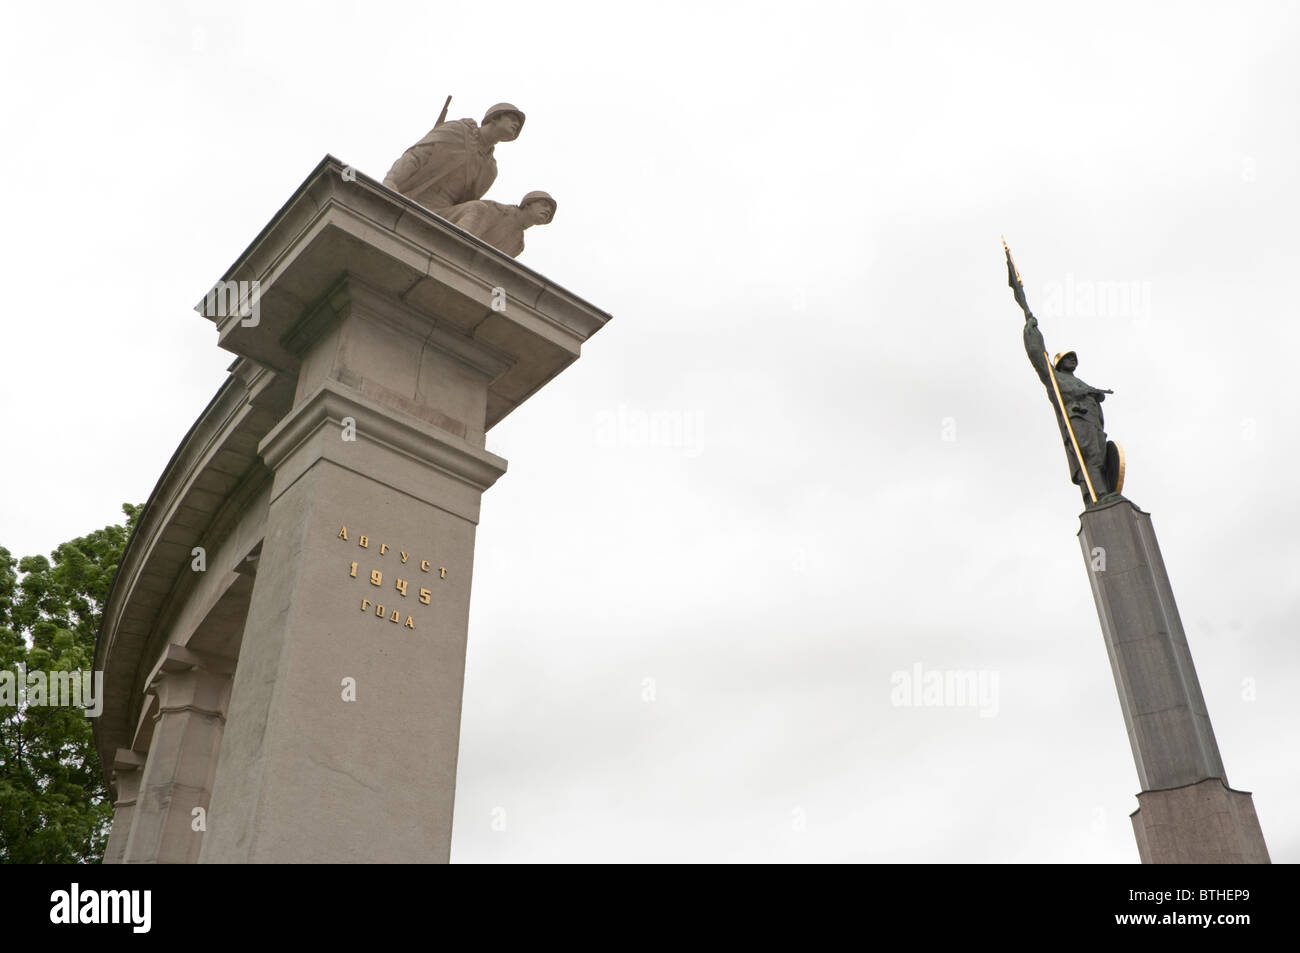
[482,103,526,140]
[520,190,557,222]
[1053,350,1077,369]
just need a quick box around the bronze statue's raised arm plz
[1023,313,1052,386]
[1004,238,1032,320]
[1005,239,1052,385]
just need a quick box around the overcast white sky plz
[2,1,1296,863]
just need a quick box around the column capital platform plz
[196,154,611,431]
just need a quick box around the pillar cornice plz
[258,379,508,517]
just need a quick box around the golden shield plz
[1104,440,1126,495]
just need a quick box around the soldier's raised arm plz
[1007,249,1032,320]
[1023,312,1051,387]
[1005,241,1052,386]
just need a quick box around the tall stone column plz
[196,157,610,862]
[121,647,233,863]
[102,749,144,865]
[1078,499,1269,863]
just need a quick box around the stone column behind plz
[1078,499,1269,863]
[102,749,144,865]
[121,650,232,863]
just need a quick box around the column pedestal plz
[1131,779,1270,864]
[1078,499,1269,863]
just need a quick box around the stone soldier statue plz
[383,101,525,212]
[1006,241,1125,506]
[441,191,556,258]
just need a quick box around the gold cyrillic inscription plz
[339,526,450,634]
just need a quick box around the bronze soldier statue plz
[1006,241,1125,506]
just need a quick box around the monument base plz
[1130,778,1270,864]
[1077,498,1269,864]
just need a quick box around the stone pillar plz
[121,647,233,864]
[1078,499,1269,863]
[199,369,505,863]
[102,749,145,865]
[195,158,610,863]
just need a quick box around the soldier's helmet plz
[483,103,526,140]
[520,191,556,223]
[1053,350,1078,369]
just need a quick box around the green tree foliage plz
[0,504,141,863]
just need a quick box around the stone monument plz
[1005,242,1268,863]
[94,131,610,862]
